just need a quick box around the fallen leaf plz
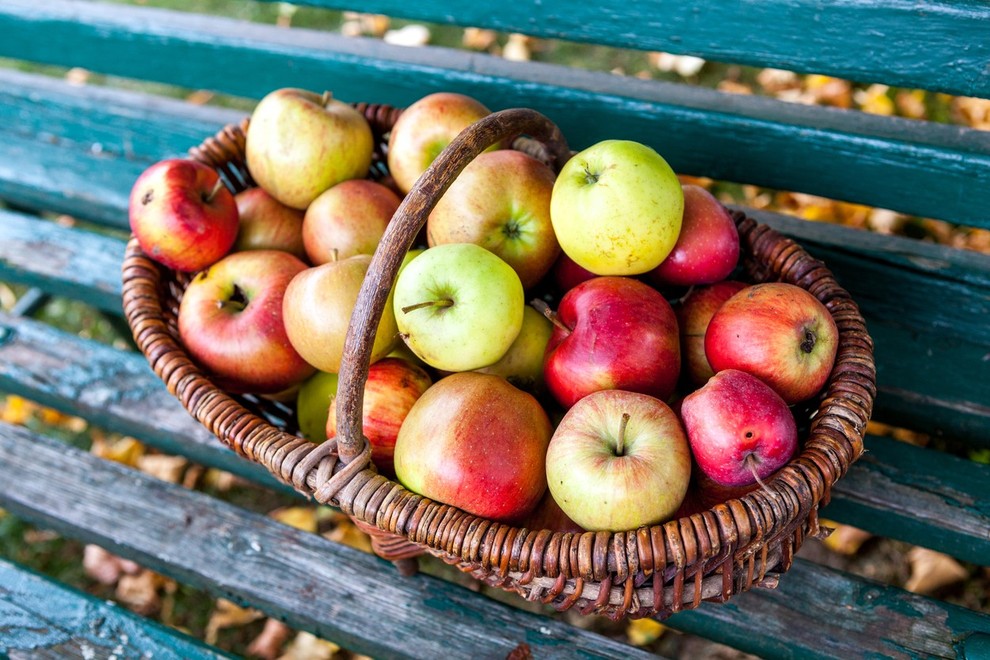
[953,96,990,129]
[462,27,498,51]
[1,395,30,425]
[83,545,142,585]
[248,618,293,660]
[627,618,666,646]
[90,435,145,467]
[756,68,800,94]
[324,516,373,553]
[819,521,873,556]
[384,24,431,47]
[270,506,318,533]
[277,631,341,660]
[65,67,90,86]
[185,90,215,106]
[896,89,928,119]
[116,570,167,616]
[206,599,265,645]
[136,454,188,483]
[503,34,533,62]
[905,547,968,595]
[855,84,895,116]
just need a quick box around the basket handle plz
[334,108,571,463]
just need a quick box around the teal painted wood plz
[266,0,990,98]
[0,559,232,660]
[0,422,656,660]
[2,4,989,228]
[0,311,987,565]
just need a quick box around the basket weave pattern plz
[121,105,875,620]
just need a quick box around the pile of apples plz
[128,87,840,535]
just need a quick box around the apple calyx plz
[801,328,817,354]
[615,411,631,456]
[530,299,571,335]
[217,284,249,313]
[582,166,600,185]
[401,298,454,314]
[203,178,226,204]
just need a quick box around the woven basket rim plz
[120,104,876,620]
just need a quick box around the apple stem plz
[744,453,775,497]
[321,90,333,107]
[530,299,570,334]
[616,412,631,456]
[204,178,226,203]
[331,248,339,263]
[671,285,696,306]
[401,299,454,314]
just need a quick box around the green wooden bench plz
[1,0,989,657]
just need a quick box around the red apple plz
[550,252,597,295]
[706,282,839,404]
[128,158,239,272]
[428,149,560,289]
[675,280,749,386]
[233,187,307,260]
[326,357,432,478]
[680,369,798,487]
[545,389,692,531]
[542,277,680,409]
[177,250,314,394]
[302,179,402,265]
[520,491,585,534]
[393,372,551,523]
[648,184,740,287]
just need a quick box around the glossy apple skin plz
[706,282,839,404]
[550,140,683,276]
[546,389,691,531]
[282,255,399,373]
[675,281,749,386]
[680,369,798,487]
[648,185,740,287]
[246,88,374,209]
[233,187,307,260]
[128,158,239,273]
[177,250,314,394]
[428,150,560,289]
[475,306,553,394]
[303,179,402,264]
[326,357,432,478]
[543,277,680,408]
[393,372,552,523]
[550,252,597,294]
[295,371,339,442]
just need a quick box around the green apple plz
[550,139,684,276]
[475,305,553,393]
[296,370,339,442]
[393,243,524,372]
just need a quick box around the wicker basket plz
[121,105,876,620]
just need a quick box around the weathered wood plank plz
[265,0,990,98]
[0,559,232,660]
[1,4,988,227]
[0,422,655,660]
[0,311,987,565]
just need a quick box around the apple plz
[675,280,750,386]
[475,306,554,394]
[283,255,399,373]
[245,88,374,209]
[326,357,432,478]
[177,250,314,394]
[393,372,552,523]
[520,491,585,534]
[387,92,497,194]
[648,184,740,287]
[545,389,691,531]
[296,370,339,442]
[233,187,307,260]
[128,158,239,272]
[550,140,683,276]
[680,369,798,487]
[706,282,839,404]
[427,150,560,289]
[541,276,680,409]
[303,179,402,265]
[393,243,524,372]
[550,252,596,295]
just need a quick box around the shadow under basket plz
[120,104,876,620]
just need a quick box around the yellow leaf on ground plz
[856,84,895,116]
[83,544,142,585]
[627,618,666,646]
[278,632,341,660]
[819,521,873,556]
[905,547,968,595]
[206,599,265,645]
[116,570,168,616]
[324,517,373,553]
[91,435,145,467]
[270,506,318,533]
[136,454,188,483]
[1,395,31,425]
[248,618,293,660]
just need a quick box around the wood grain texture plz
[0,559,232,660]
[0,422,654,660]
[263,0,990,98]
[1,5,988,227]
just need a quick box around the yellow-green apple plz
[393,243,524,372]
[296,370,339,441]
[282,255,399,373]
[680,369,798,487]
[551,252,596,295]
[550,140,683,276]
[475,306,553,394]
[128,158,238,272]
[648,185,740,287]
[177,250,314,393]
[427,150,559,289]
[675,280,749,386]
[245,88,374,209]
[545,389,691,531]
[387,92,497,194]
[233,187,307,260]
[326,357,432,478]
[393,372,551,522]
[302,180,402,265]
[706,283,838,404]
[541,276,680,408]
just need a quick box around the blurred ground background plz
[0,2,988,658]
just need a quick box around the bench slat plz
[1,310,987,565]
[0,558,233,660]
[1,5,988,228]
[0,422,655,660]
[274,0,990,98]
